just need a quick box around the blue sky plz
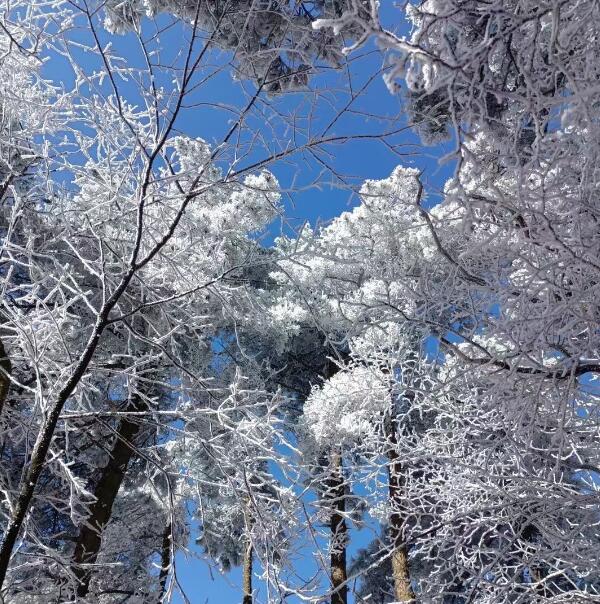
[40,3,454,602]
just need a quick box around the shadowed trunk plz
[158,521,172,601]
[242,538,253,604]
[328,450,347,604]
[320,357,348,604]
[386,423,414,602]
[72,398,146,597]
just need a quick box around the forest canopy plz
[0,1,599,603]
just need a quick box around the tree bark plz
[320,357,348,604]
[386,424,414,602]
[72,398,146,597]
[328,450,347,604]
[242,538,253,604]
[158,521,172,602]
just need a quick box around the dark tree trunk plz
[242,538,253,604]
[158,521,172,601]
[319,356,349,604]
[328,450,347,604]
[386,424,414,602]
[72,399,146,597]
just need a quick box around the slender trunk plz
[158,521,172,602]
[321,357,348,604]
[72,399,145,597]
[242,538,253,604]
[386,424,414,602]
[328,450,347,604]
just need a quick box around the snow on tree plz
[0,0,396,598]
[264,166,439,603]
[4,0,600,602]
[101,0,370,92]
[0,1,312,600]
[304,364,390,447]
[314,1,600,600]
[171,372,296,604]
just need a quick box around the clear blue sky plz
[40,4,453,602]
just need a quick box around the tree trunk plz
[242,538,253,604]
[158,521,172,602]
[386,424,414,602]
[72,398,146,597]
[321,357,348,604]
[328,450,347,604]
